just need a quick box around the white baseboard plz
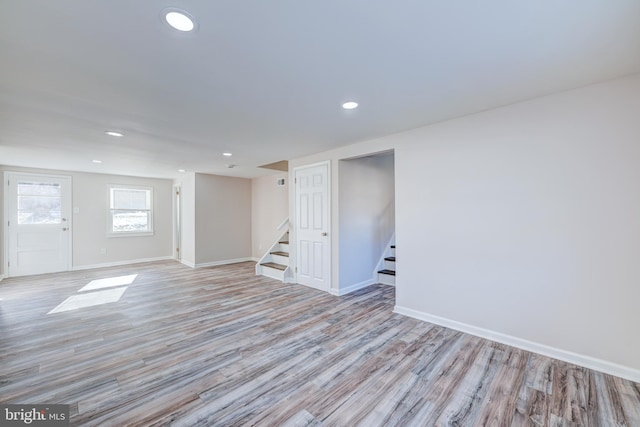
[330,278,376,296]
[183,257,263,269]
[193,257,255,268]
[250,257,260,262]
[72,256,175,271]
[393,305,640,383]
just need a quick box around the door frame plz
[173,185,182,261]
[3,171,73,277]
[292,160,332,292]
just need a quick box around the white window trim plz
[107,184,154,237]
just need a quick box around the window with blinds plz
[108,185,153,236]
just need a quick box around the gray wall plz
[1,166,173,275]
[194,173,252,265]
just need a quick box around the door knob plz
[62,228,68,231]
[321,232,328,236]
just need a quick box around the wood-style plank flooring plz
[1,261,639,426]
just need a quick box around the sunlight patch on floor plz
[48,273,138,314]
[79,274,138,292]
[48,287,127,314]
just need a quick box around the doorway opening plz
[338,150,395,294]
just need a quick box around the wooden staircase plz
[256,231,291,282]
[378,244,396,285]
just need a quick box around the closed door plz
[6,173,72,277]
[295,162,330,291]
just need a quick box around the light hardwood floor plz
[1,261,639,426]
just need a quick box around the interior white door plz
[6,173,72,277]
[295,162,330,291]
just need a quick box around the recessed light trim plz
[164,9,197,32]
[92,160,103,164]
[222,152,233,157]
[342,101,358,110]
[105,131,124,137]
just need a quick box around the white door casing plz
[294,162,330,291]
[173,185,182,261]
[5,172,72,277]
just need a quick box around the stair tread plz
[270,251,289,257]
[279,240,289,244]
[384,256,396,261]
[391,245,396,248]
[378,269,396,276]
[261,262,287,271]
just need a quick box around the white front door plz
[5,172,72,277]
[295,162,330,291]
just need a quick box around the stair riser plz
[384,260,396,270]
[262,266,285,281]
[378,273,395,286]
[391,247,396,257]
[278,243,289,252]
[270,254,289,265]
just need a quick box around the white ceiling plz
[1,1,640,179]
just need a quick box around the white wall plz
[194,173,252,265]
[393,74,640,376]
[1,166,173,274]
[290,73,640,380]
[251,172,288,259]
[339,153,395,291]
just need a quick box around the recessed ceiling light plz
[223,152,233,157]
[178,169,185,172]
[105,131,124,137]
[164,9,196,32]
[342,101,358,110]
[92,160,103,164]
